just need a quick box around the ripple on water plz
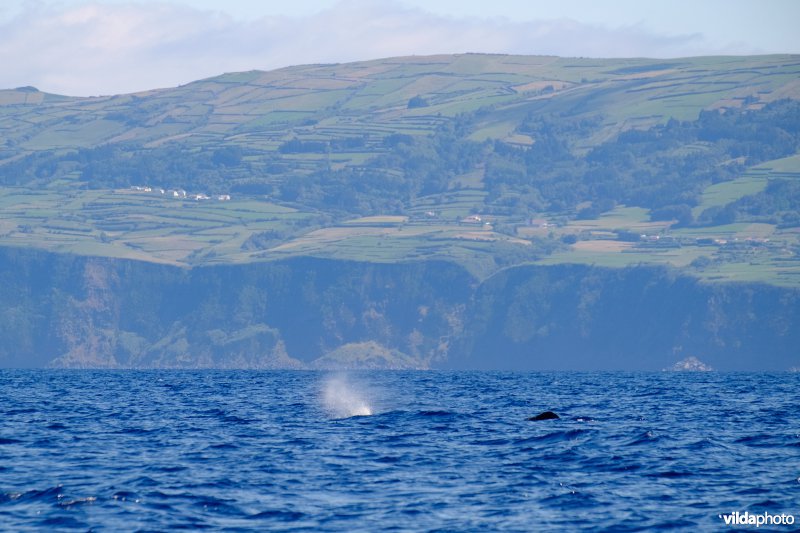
[0,370,797,530]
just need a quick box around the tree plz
[407,95,429,109]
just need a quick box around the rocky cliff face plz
[0,247,797,370]
[450,265,800,370]
[51,260,121,368]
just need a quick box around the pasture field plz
[0,185,528,275]
[535,215,800,288]
[692,176,769,218]
[1,54,798,285]
[0,187,315,265]
[1,176,798,285]
[4,54,799,158]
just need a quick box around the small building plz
[217,194,231,201]
[530,218,552,227]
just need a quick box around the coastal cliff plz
[0,247,797,370]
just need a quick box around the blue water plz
[1,371,798,531]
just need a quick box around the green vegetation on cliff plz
[1,54,799,285]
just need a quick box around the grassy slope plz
[1,54,799,285]
[4,54,799,153]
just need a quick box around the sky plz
[0,0,798,96]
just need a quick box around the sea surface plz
[0,370,798,531]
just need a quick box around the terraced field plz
[1,54,799,285]
[0,184,527,275]
[1,154,798,285]
[3,55,800,157]
[532,155,800,287]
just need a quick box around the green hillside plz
[1,54,799,285]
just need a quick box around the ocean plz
[1,370,798,531]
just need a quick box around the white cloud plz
[0,0,750,96]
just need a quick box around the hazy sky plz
[1,0,798,96]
